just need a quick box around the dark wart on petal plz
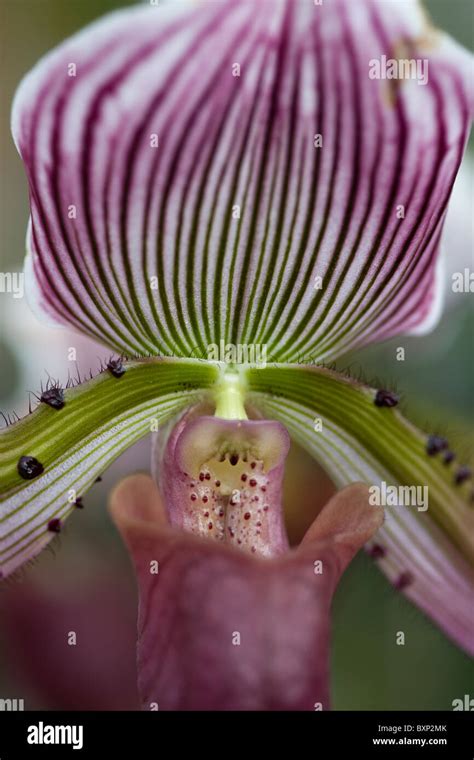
[426,435,448,456]
[47,518,61,533]
[394,571,413,591]
[455,466,471,485]
[40,387,65,410]
[107,358,126,378]
[443,450,455,465]
[17,455,44,480]
[368,543,386,559]
[374,389,399,408]
[74,497,84,509]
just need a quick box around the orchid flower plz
[1,0,473,704]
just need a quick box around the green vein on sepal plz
[0,358,219,577]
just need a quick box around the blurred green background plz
[0,0,473,710]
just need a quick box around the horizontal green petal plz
[246,363,474,653]
[0,358,218,578]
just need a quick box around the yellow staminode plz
[213,369,248,421]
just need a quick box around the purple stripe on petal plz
[375,505,474,656]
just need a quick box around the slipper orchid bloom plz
[1,0,473,698]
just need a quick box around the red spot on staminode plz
[199,472,205,481]
[244,512,251,520]
[230,454,239,466]
[250,462,256,469]
[202,495,208,503]
[204,511,209,517]
[261,486,267,492]
[190,493,197,501]
[208,522,213,530]
[263,505,269,512]
[256,521,262,527]
[249,479,257,487]
[215,480,221,487]
[205,472,211,480]
[241,473,247,482]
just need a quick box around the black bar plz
[0,711,472,758]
